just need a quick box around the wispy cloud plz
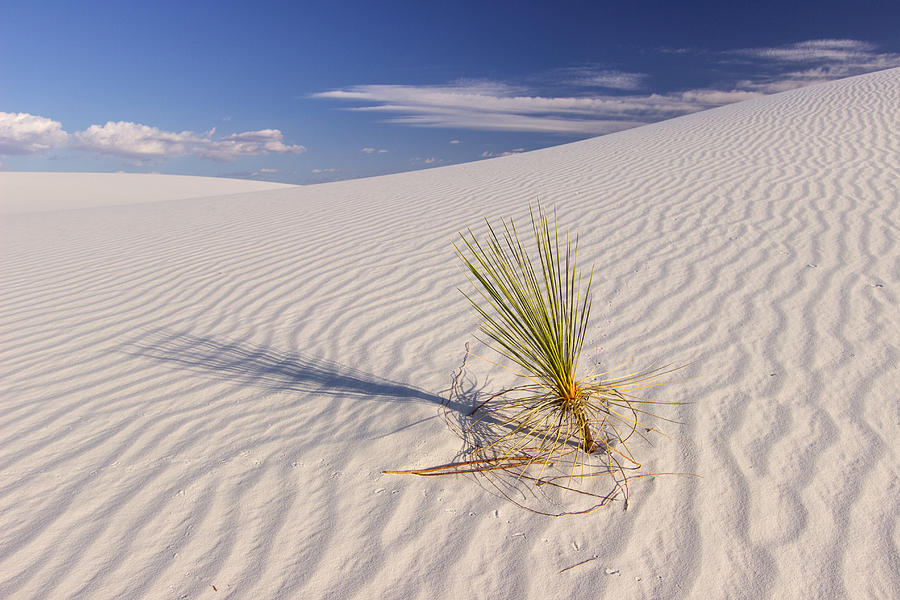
[314,81,753,134]
[725,39,900,93]
[732,39,879,63]
[0,112,68,155]
[249,167,279,178]
[480,148,525,158]
[219,167,281,179]
[0,113,305,162]
[74,122,305,162]
[361,147,388,154]
[313,39,900,135]
[554,68,648,91]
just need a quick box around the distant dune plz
[1,68,897,599]
[0,172,296,214]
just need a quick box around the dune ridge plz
[0,172,296,215]
[1,68,898,599]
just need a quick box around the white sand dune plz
[1,68,898,599]
[0,172,296,214]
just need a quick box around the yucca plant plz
[386,206,683,513]
[455,206,599,453]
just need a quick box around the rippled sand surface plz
[1,68,898,599]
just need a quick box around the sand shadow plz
[123,328,457,409]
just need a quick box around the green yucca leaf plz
[454,206,593,401]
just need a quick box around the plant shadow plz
[123,328,461,410]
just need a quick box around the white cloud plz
[73,121,200,159]
[1,113,305,162]
[311,168,337,173]
[562,68,648,91]
[733,39,877,63]
[725,39,900,93]
[313,39,900,136]
[677,89,761,105]
[209,129,306,160]
[481,148,525,158]
[314,81,750,134]
[0,112,68,155]
[361,147,388,154]
[247,167,280,178]
[73,122,305,162]
[449,139,461,144]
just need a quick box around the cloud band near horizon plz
[0,113,305,161]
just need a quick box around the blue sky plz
[2,0,899,184]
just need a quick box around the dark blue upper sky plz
[2,0,898,183]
